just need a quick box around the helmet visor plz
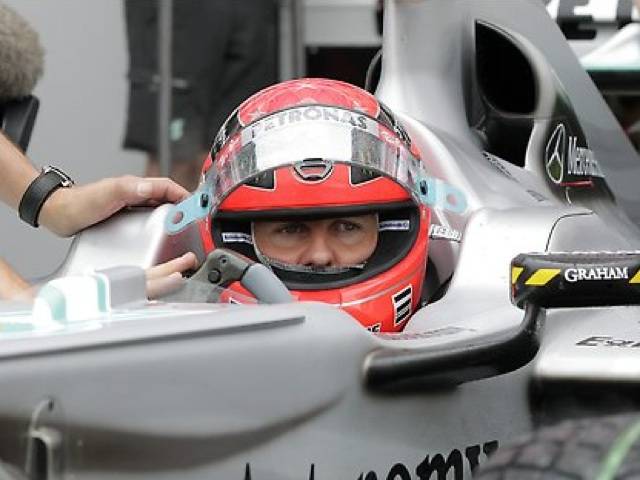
[166,105,467,235]
[207,105,428,213]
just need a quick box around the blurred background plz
[2,0,639,280]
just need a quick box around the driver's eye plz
[333,220,361,233]
[276,222,308,235]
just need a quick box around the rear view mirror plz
[511,251,640,309]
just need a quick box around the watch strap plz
[18,167,73,228]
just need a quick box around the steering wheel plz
[183,249,292,304]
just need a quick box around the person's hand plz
[38,176,190,237]
[0,258,30,301]
[145,252,198,300]
[0,252,199,302]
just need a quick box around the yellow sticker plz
[525,268,561,286]
[511,266,524,285]
[630,269,640,284]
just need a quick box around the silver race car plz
[2,1,640,478]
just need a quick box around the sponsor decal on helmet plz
[222,232,253,245]
[564,266,629,283]
[545,123,603,186]
[245,106,374,141]
[392,285,412,327]
[379,220,410,232]
[429,224,462,242]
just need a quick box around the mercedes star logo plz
[545,123,566,184]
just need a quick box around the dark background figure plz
[123,0,279,190]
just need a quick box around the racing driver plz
[199,78,431,332]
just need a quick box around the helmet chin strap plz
[250,223,367,275]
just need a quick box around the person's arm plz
[0,131,190,236]
[0,258,30,301]
[0,132,39,211]
[38,174,190,237]
[0,132,197,299]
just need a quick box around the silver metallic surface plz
[56,205,205,277]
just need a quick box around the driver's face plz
[253,214,378,267]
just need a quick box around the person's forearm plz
[0,132,38,210]
[0,130,189,237]
[0,258,30,300]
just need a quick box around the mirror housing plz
[511,251,640,309]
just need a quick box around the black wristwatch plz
[18,166,74,227]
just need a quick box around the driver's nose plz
[300,230,335,267]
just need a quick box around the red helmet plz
[200,78,430,332]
